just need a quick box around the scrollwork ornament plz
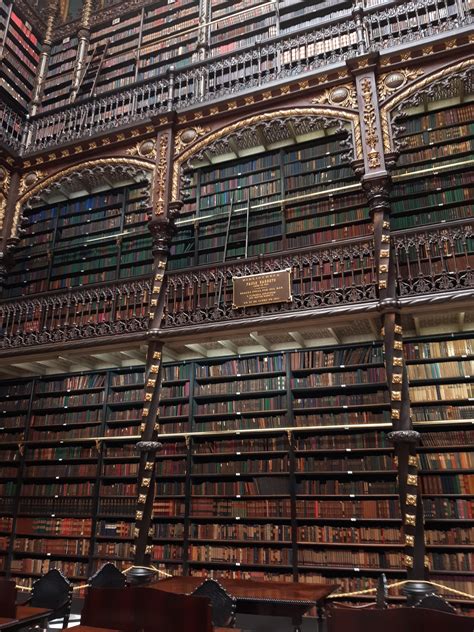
[0,167,11,232]
[154,134,169,215]
[361,78,381,169]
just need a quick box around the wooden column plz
[0,170,20,295]
[29,0,59,117]
[129,127,181,582]
[70,0,93,101]
[350,53,428,582]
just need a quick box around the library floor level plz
[0,0,473,625]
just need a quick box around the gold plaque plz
[233,269,292,309]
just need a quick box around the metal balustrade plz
[0,223,472,348]
[0,0,469,155]
[0,279,152,350]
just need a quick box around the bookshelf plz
[170,134,369,271]
[406,333,474,599]
[0,0,41,109]
[0,333,472,595]
[391,101,473,231]
[5,183,151,299]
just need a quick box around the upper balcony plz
[0,222,471,354]
[1,0,472,156]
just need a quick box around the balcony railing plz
[0,224,472,350]
[1,0,470,155]
[162,239,378,329]
[0,279,152,350]
[393,223,473,297]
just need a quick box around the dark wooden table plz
[154,577,338,631]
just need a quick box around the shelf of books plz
[0,0,41,109]
[406,332,474,600]
[1,334,472,594]
[391,100,473,230]
[170,134,369,271]
[5,183,151,299]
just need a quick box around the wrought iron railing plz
[0,223,472,349]
[161,239,378,329]
[393,222,473,297]
[0,0,469,155]
[0,279,152,349]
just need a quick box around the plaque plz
[233,269,292,308]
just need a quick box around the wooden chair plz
[22,569,72,629]
[140,587,214,632]
[88,563,127,589]
[80,586,140,632]
[191,578,237,628]
[0,578,16,618]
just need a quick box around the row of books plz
[13,538,90,555]
[295,455,394,471]
[410,383,473,402]
[298,550,403,568]
[422,498,473,519]
[404,339,472,360]
[419,452,473,471]
[15,518,92,537]
[407,360,472,380]
[188,545,292,565]
[11,558,88,577]
[421,474,473,495]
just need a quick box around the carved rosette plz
[311,84,357,109]
[377,68,424,101]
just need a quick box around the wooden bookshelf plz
[5,183,151,299]
[170,133,368,271]
[0,0,41,109]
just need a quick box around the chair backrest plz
[29,569,72,614]
[327,606,474,632]
[140,587,213,632]
[89,563,127,589]
[81,586,140,632]
[414,593,456,613]
[191,578,236,628]
[0,578,17,618]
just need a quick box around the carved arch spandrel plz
[171,106,363,202]
[380,57,474,153]
[11,157,155,240]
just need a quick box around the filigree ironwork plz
[393,224,474,297]
[0,279,152,350]
[162,240,377,329]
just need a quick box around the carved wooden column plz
[29,0,59,117]
[70,0,93,101]
[196,0,210,62]
[350,54,428,582]
[129,127,181,583]
[0,170,20,295]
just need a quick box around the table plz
[0,606,53,632]
[154,577,338,631]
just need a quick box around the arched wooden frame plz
[11,157,155,240]
[171,106,363,203]
[381,57,474,153]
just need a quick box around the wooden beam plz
[185,343,208,357]
[249,332,271,350]
[413,317,422,337]
[368,318,381,341]
[120,350,146,362]
[458,312,465,332]
[217,340,238,354]
[163,347,180,361]
[289,331,306,348]
[328,328,341,344]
